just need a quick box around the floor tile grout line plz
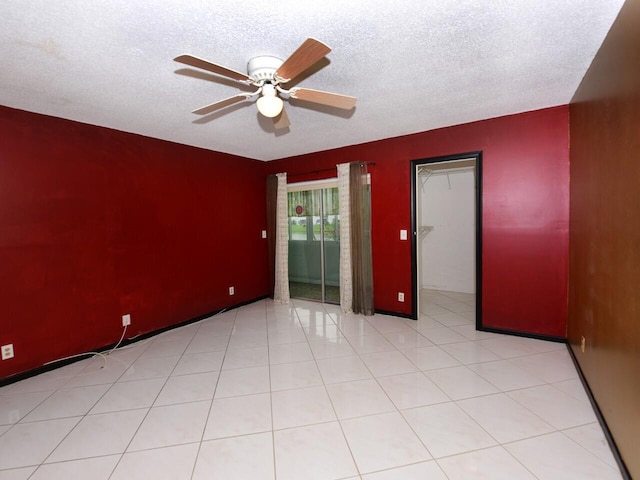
[0,296,621,479]
[410,329,585,437]
[358,294,598,473]
[498,429,610,479]
[188,307,238,480]
[31,341,160,475]
[1,388,59,437]
[104,322,205,480]
[559,426,622,470]
[430,443,538,479]
[296,300,364,479]
[347,320,449,462]
[334,307,443,469]
[265,300,278,480]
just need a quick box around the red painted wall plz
[266,106,569,337]
[0,104,569,381]
[0,106,269,380]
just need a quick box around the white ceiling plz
[1,1,624,161]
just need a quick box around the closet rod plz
[287,162,376,178]
[417,165,475,175]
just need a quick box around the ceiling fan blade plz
[192,94,249,115]
[174,54,253,83]
[275,38,331,84]
[273,105,291,129]
[289,88,356,110]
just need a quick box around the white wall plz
[419,169,475,293]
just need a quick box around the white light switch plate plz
[400,229,408,240]
[1,344,14,360]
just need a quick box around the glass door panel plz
[288,187,340,303]
[322,188,340,303]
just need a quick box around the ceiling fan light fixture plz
[175,38,356,128]
[256,84,284,118]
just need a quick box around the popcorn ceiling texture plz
[0,0,625,161]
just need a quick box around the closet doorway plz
[287,180,340,303]
[410,152,482,327]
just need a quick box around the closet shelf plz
[418,225,434,239]
[417,165,475,191]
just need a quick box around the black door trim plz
[410,151,482,326]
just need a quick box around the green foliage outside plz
[290,218,339,240]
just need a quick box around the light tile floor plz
[0,290,623,479]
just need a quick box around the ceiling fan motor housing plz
[174,38,355,129]
[247,56,284,82]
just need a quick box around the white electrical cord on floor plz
[42,306,229,369]
[43,324,128,367]
[43,350,107,366]
[106,324,127,356]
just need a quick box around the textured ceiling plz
[0,1,625,161]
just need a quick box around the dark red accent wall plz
[0,103,569,381]
[266,106,569,337]
[0,106,269,380]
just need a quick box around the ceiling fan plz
[174,38,356,129]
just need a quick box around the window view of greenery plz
[288,189,339,241]
[289,216,339,241]
[287,187,341,304]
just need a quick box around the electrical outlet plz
[261,230,267,239]
[122,314,131,327]
[580,336,586,353]
[1,344,14,360]
[229,286,235,295]
[398,292,405,302]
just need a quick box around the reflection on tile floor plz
[0,290,623,479]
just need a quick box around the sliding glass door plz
[287,186,340,303]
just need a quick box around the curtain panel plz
[350,162,374,315]
[273,173,290,303]
[266,175,278,298]
[337,164,353,312]
[338,162,374,315]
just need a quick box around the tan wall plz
[568,0,640,477]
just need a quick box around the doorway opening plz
[287,179,340,304]
[410,152,482,327]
